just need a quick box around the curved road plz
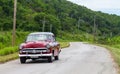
[0,42,118,74]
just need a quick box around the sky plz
[67,0,120,16]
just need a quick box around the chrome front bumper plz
[19,53,52,57]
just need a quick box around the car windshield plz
[26,34,49,42]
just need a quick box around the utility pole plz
[50,24,52,32]
[77,17,80,30]
[93,16,96,42]
[110,32,113,38]
[42,17,45,32]
[12,0,17,46]
[40,16,49,32]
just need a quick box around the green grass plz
[112,44,120,49]
[0,31,29,48]
[0,46,18,56]
[60,42,70,49]
[0,52,18,63]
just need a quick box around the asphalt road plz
[0,42,118,74]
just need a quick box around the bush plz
[0,46,18,56]
[0,43,4,49]
[0,31,29,49]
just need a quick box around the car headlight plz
[46,44,51,48]
[19,44,24,49]
[19,45,23,49]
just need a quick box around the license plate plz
[30,56,38,58]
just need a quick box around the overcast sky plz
[67,0,120,15]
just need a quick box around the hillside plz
[0,0,120,45]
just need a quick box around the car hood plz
[22,41,49,48]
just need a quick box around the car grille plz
[20,48,48,54]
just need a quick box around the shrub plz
[0,46,18,56]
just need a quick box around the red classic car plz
[19,32,61,63]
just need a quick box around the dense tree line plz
[0,0,120,37]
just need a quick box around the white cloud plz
[67,0,120,15]
[68,0,120,9]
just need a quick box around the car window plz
[26,34,47,42]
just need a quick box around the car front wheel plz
[20,57,26,64]
[48,56,53,63]
[54,55,59,60]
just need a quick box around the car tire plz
[20,57,26,63]
[32,58,36,61]
[54,55,59,60]
[48,56,53,63]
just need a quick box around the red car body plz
[19,32,61,63]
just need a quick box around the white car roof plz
[29,32,54,36]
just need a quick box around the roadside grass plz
[0,42,70,63]
[0,46,19,63]
[0,46,18,56]
[60,42,70,49]
[0,52,18,63]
